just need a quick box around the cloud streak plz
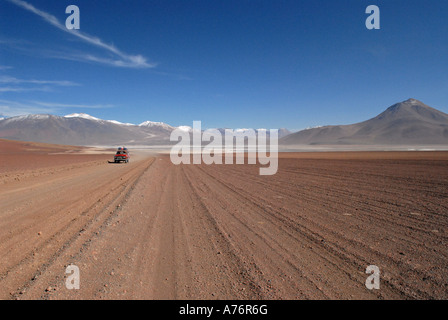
[6,0,155,69]
[0,99,114,117]
[32,101,113,109]
[0,86,52,93]
[0,76,79,86]
[0,75,80,94]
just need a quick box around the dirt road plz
[1,143,447,300]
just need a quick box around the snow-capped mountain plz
[65,113,135,126]
[214,127,291,139]
[0,113,176,146]
[176,126,193,132]
[65,113,102,121]
[139,120,174,130]
[0,111,294,146]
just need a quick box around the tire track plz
[189,158,447,299]
[1,157,155,299]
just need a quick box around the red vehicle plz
[114,147,130,163]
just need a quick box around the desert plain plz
[0,139,447,300]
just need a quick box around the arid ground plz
[0,139,447,300]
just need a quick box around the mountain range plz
[280,99,448,145]
[0,98,447,147]
[0,112,290,146]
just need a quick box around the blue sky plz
[0,0,447,130]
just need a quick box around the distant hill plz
[2,99,445,147]
[280,99,448,145]
[0,114,174,146]
[0,113,291,146]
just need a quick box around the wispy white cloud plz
[0,100,58,116]
[6,0,155,69]
[32,101,113,109]
[0,76,80,87]
[0,86,52,93]
[48,52,156,69]
[0,75,80,94]
[0,99,114,117]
